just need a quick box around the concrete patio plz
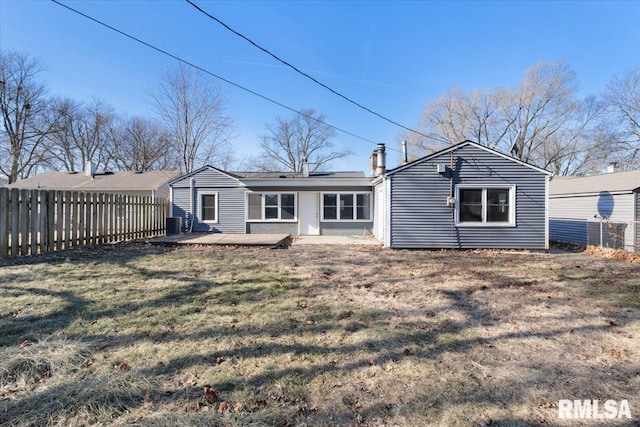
[291,235,380,246]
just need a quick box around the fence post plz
[64,191,71,249]
[29,190,38,255]
[38,191,47,254]
[86,193,92,245]
[10,189,20,256]
[19,189,28,256]
[0,188,8,257]
[55,191,63,251]
[47,190,55,252]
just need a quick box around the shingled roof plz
[6,170,180,192]
[230,171,365,179]
[550,169,640,196]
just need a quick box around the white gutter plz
[189,178,195,232]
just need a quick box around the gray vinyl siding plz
[389,144,548,249]
[320,222,373,236]
[549,193,635,222]
[549,192,636,249]
[549,219,588,245]
[170,168,245,233]
[246,222,298,234]
[171,187,191,229]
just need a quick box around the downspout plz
[545,175,550,250]
[450,150,455,250]
[189,178,195,233]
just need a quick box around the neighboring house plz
[169,140,551,249]
[549,165,640,252]
[6,162,179,199]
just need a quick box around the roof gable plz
[386,140,551,176]
[168,165,242,186]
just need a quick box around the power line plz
[185,0,444,144]
[49,0,396,151]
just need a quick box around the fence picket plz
[30,190,38,255]
[10,189,20,256]
[64,191,71,249]
[0,189,168,257]
[55,191,63,251]
[0,189,8,257]
[19,189,28,256]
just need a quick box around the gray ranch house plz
[169,168,373,236]
[549,165,640,252]
[169,140,550,249]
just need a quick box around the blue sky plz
[2,0,639,173]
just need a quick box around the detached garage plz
[549,167,640,252]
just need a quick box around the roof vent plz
[607,162,619,173]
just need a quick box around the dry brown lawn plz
[0,242,638,426]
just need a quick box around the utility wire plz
[50,0,398,151]
[185,0,445,144]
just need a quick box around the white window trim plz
[455,185,516,227]
[245,192,298,222]
[320,192,373,222]
[199,191,219,224]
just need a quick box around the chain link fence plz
[550,218,638,253]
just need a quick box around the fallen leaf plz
[217,401,229,413]
[609,348,622,359]
[203,385,217,404]
[19,340,31,349]
[233,401,245,413]
[118,362,131,372]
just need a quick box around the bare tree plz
[0,51,60,183]
[150,64,233,173]
[111,116,175,171]
[602,66,640,168]
[45,97,117,172]
[408,61,606,175]
[252,108,351,172]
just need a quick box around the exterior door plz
[299,192,320,235]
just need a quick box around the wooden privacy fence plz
[0,188,169,257]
